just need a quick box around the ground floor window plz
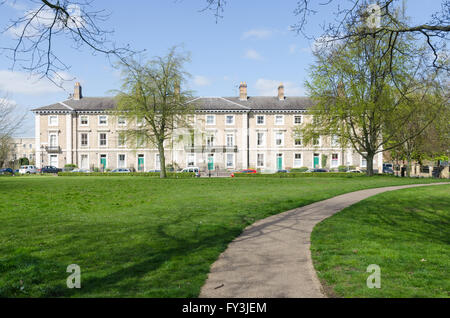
[49,154,58,167]
[118,154,126,168]
[226,153,234,168]
[331,153,339,168]
[257,153,264,167]
[294,153,302,168]
[155,154,160,169]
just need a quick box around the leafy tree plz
[114,47,195,178]
[297,12,445,176]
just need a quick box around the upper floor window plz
[226,115,235,125]
[294,115,302,124]
[257,132,265,146]
[257,153,264,167]
[294,135,302,146]
[49,115,58,126]
[206,115,215,125]
[80,115,88,126]
[99,115,108,125]
[275,115,284,125]
[118,116,126,126]
[99,133,107,146]
[313,135,321,146]
[206,134,215,147]
[29,144,32,149]
[80,133,88,147]
[275,132,284,146]
[256,115,265,125]
[118,133,126,147]
[331,135,339,147]
[226,134,234,147]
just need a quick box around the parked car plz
[180,167,200,177]
[18,165,38,174]
[306,168,328,173]
[147,169,161,173]
[40,166,62,173]
[71,168,91,173]
[0,168,14,175]
[276,169,289,173]
[111,168,131,173]
[231,169,257,177]
[347,169,362,173]
[382,163,394,174]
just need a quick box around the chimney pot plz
[74,82,82,100]
[239,82,247,101]
[278,83,285,100]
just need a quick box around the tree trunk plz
[366,153,375,176]
[158,142,167,179]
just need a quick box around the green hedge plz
[233,172,368,178]
[58,172,197,178]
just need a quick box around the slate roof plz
[32,96,313,112]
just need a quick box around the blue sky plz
[0,0,443,136]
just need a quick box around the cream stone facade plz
[32,83,383,173]
[9,137,36,163]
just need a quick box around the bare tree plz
[0,0,136,85]
[0,96,25,167]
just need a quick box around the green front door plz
[277,154,282,170]
[208,155,214,171]
[314,154,320,168]
[100,155,107,170]
[138,155,144,172]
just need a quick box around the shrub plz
[290,167,309,172]
[338,165,348,172]
[58,172,197,178]
[233,172,367,178]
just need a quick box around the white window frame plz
[226,133,234,147]
[98,132,108,147]
[118,116,126,126]
[98,115,108,126]
[331,153,339,168]
[293,153,303,168]
[48,154,58,167]
[257,132,265,147]
[275,115,284,125]
[49,133,58,147]
[226,153,235,169]
[257,153,265,168]
[80,115,89,126]
[294,134,302,147]
[313,135,321,147]
[80,154,89,170]
[361,155,367,168]
[331,135,339,147]
[155,153,161,169]
[48,115,58,126]
[256,115,265,125]
[117,154,126,168]
[117,132,126,147]
[225,115,235,125]
[206,134,215,147]
[275,131,284,147]
[206,115,216,125]
[80,133,89,147]
[187,153,195,167]
[294,115,302,125]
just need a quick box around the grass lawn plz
[311,184,450,298]
[0,175,446,297]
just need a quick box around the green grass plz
[311,185,450,298]
[0,175,445,297]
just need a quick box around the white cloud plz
[255,78,305,96]
[0,70,74,95]
[241,28,274,40]
[193,75,212,87]
[0,97,17,108]
[244,49,264,61]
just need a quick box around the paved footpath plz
[200,183,449,298]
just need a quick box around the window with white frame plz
[136,133,145,148]
[118,132,126,147]
[99,115,107,125]
[118,116,126,125]
[256,115,265,125]
[361,156,367,168]
[275,115,284,125]
[155,154,160,169]
[294,115,302,124]
[294,153,302,167]
[80,154,89,169]
[226,133,234,147]
[80,133,88,147]
[226,115,235,125]
[257,153,264,167]
[226,153,234,168]
[257,132,265,146]
[136,116,144,126]
[99,133,107,146]
[49,115,58,126]
[331,153,339,167]
[294,134,302,146]
[313,135,321,146]
[331,135,339,147]
[206,115,215,125]
[118,154,126,168]
[206,134,215,147]
[49,134,57,147]
[275,132,284,146]
[80,115,88,126]
[187,153,195,167]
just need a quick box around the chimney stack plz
[278,83,285,100]
[239,82,247,101]
[74,82,82,100]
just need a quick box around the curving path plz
[199,183,449,298]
